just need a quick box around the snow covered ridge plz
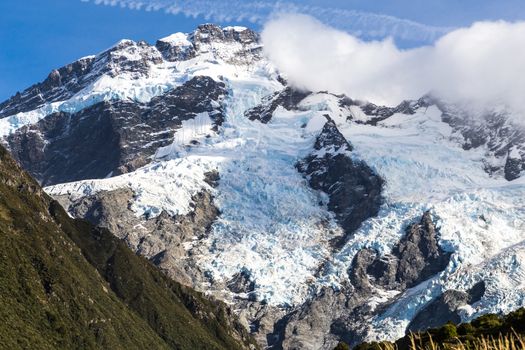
[2,23,525,349]
[0,24,271,137]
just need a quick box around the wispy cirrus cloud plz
[81,0,452,44]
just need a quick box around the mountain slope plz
[0,147,168,349]
[1,24,525,350]
[0,145,253,349]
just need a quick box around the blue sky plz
[1,0,524,101]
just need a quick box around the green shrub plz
[458,322,475,336]
[472,314,503,332]
[503,308,525,332]
[334,341,351,350]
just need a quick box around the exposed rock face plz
[352,211,451,291]
[281,288,351,350]
[504,147,525,180]
[157,24,261,64]
[6,76,226,186]
[278,211,451,349]
[390,211,452,288]
[227,269,256,295]
[342,95,434,125]
[244,87,310,124]
[410,290,469,331]
[155,36,196,62]
[297,118,384,245]
[54,171,221,287]
[408,281,486,332]
[0,56,96,118]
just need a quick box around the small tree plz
[334,341,351,350]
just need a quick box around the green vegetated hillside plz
[0,146,254,350]
[345,308,525,350]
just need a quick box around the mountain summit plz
[1,24,525,349]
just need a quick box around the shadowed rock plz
[6,76,226,186]
[351,211,452,291]
[277,212,451,349]
[245,87,309,123]
[297,118,384,246]
[54,172,221,287]
[227,269,256,294]
[407,281,486,332]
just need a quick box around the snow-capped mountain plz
[2,24,525,349]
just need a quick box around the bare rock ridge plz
[54,171,221,288]
[0,24,258,118]
[6,76,226,186]
[157,24,260,63]
[297,117,384,246]
[351,211,451,291]
[245,87,311,124]
[0,40,161,118]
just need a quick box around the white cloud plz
[262,14,525,114]
[81,0,449,44]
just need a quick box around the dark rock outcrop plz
[343,96,434,126]
[55,184,220,287]
[157,24,261,64]
[280,287,351,350]
[156,37,196,62]
[408,290,469,332]
[351,211,451,291]
[6,76,226,186]
[297,118,384,246]
[408,281,486,332]
[245,87,309,123]
[390,211,452,288]
[227,269,256,294]
[504,148,525,180]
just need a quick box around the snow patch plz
[159,32,192,46]
[45,156,219,218]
